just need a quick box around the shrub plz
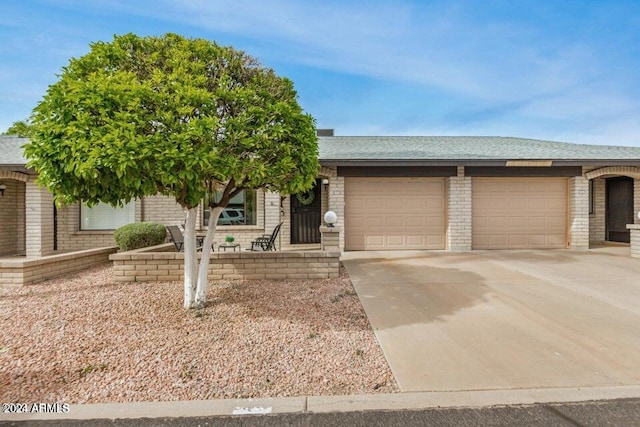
[113,222,167,251]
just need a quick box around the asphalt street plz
[2,398,639,427]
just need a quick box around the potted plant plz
[225,235,235,244]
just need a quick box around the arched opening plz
[585,167,640,245]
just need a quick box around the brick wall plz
[56,203,116,251]
[633,177,640,224]
[0,180,25,256]
[56,190,274,252]
[629,226,640,258]
[141,194,185,224]
[570,176,589,250]
[110,246,340,282]
[589,177,606,243]
[583,166,640,243]
[25,179,55,256]
[447,166,472,251]
[326,168,344,251]
[0,246,117,286]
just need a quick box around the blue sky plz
[1,0,639,146]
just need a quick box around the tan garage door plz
[345,178,446,250]
[472,178,568,249]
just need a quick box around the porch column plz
[635,179,640,224]
[25,180,55,257]
[328,176,345,251]
[447,166,472,251]
[628,225,640,258]
[264,191,282,249]
[570,176,589,250]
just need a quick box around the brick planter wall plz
[0,246,118,286]
[110,245,340,282]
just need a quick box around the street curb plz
[3,385,640,422]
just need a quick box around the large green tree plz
[25,33,318,308]
[2,120,31,137]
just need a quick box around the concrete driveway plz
[342,247,640,393]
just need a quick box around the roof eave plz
[0,165,34,173]
[320,159,640,167]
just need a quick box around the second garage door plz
[472,178,568,249]
[345,178,446,250]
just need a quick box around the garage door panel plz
[426,217,444,227]
[527,216,547,228]
[406,199,428,209]
[508,235,527,246]
[365,236,384,247]
[406,216,426,227]
[548,235,567,246]
[346,178,446,250]
[405,235,424,245]
[488,217,507,227]
[509,217,527,228]
[473,178,567,249]
[508,199,528,209]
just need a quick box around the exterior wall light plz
[0,184,6,196]
[322,178,329,191]
[324,210,337,227]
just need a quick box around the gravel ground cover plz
[0,263,397,403]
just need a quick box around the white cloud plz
[2,0,638,145]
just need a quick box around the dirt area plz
[0,263,397,403]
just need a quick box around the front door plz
[606,177,634,243]
[290,180,321,244]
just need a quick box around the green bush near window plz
[114,222,167,251]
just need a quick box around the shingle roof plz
[0,136,28,165]
[3,135,640,167]
[319,136,640,162]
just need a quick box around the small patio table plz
[218,243,241,252]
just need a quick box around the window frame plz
[202,189,258,227]
[79,200,136,231]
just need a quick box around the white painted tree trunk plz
[183,207,199,309]
[195,206,223,307]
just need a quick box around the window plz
[80,201,135,230]
[203,190,257,226]
[589,180,595,214]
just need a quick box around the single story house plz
[1,131,639,257]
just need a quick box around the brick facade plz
[570,175,590,250]
[636,179,640,225]
[53,190,277,253]
[589,177,606,243]
[5,164,640,258]
[447,166,472,251]
[629,225,640,258]
[25,178,55,257]
[584,166,640,245]
[325,168,345,251]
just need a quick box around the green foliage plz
[2,120,31,137]
[24,33,318,211]
[113,222,167,251]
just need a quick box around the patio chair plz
[166,225,210,252]
[249,222,283,251]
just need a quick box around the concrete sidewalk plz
[3,385,640,422]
